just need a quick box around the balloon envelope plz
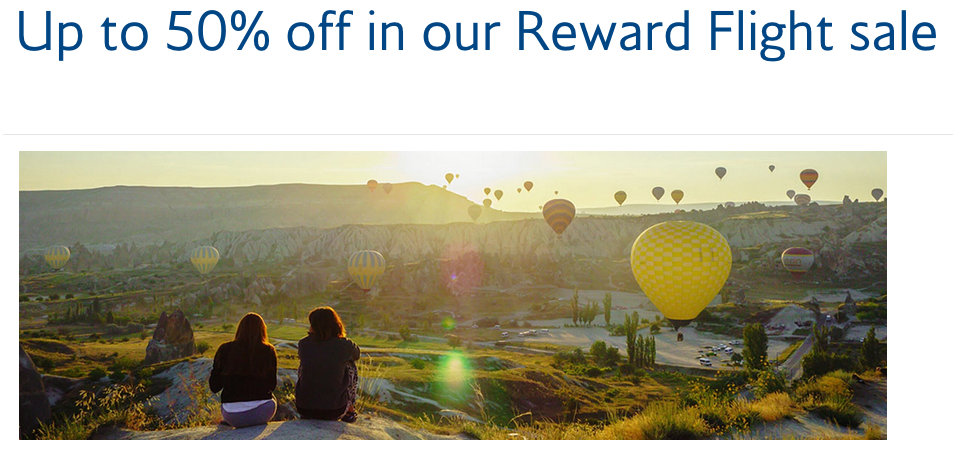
[445,173,454,184]
[543,199,575,236]
[671,190,684,204]
[630,221,732,328]
[794,193,811,206]
[44,245,70,270]
[483,198,492,208]
[468,205,482,221]
[715,167,727,180]
[494,189,504,201]
[517,188,522,193]
[786,190,796,199]
[367,180,378,192]
[769,165,776,172]
[190,246,220,275]
[484,187,491,195]
[614,191,627,206]
[652,187,665,201]
[725,201,735,208]
[781,247,814,279]
[871,188,884,201]
[524,181,534,192]
[348,250,386,292]
[382,183,392,194]
[800,169,819,190]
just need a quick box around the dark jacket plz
[209,341,277,403]
[295,336,360,411]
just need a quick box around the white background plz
[3,0,952,450]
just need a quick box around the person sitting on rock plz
[209,312,278,428]
[296,306,360,423]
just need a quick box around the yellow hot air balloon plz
[367,180,378,192]
[671,190,684,204]
[524,181,534,192]
[455,174,460,179]
[494,189,504,201]
[44,246,70,270]
[614,191,627,206]
[543,199,575,236]
[630,221,732,329]
[484,187,491,195]
[517,188,522,194]
[445,173,455,184]
[468,205,482,221]
[348,250,386,293]
[190,246,220,275]
[554,190,559,195]
[382,183,393,194]
[483,198,492,208]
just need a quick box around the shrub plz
[34,356,56,373]
[88,333,100,341]
[105,324,123,335]
[88,368,107,380]
[125,323,144,334]
[748,392,794,422]
[586,366,604,377]
[619,363,634,375]
[810,395,863,428]
[598,402,711,440]
[650,324,661,334]
[196,341,211,354]
[410,358,426,370]
[752,368,787,398]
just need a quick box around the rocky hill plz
[19,199,886,300]
[19,183,535,251]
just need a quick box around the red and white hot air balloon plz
[781,247,815,280]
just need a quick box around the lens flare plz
[441,317,457,331]
[435,351,473,398]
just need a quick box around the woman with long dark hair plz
[209,312,278,428]
[296,306,360,422]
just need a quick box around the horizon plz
[19,151,887,210]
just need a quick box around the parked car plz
[729,340,742,345]
[540,329,549,334]
[724,347,734,354]
[699,358,713,366]
[501,332,509,338]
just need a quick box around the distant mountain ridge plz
[19,183,536,251]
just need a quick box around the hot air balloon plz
[671,190,684,205]
[794,193,811,206]
[382,183,393,194]
[538,205,543,210]
[554,191,559,195]
[455,174,460,179]
[483,198,492,208]
[781,247,814,279]
[871,188,884,201]
[725,201,736,208]
[494,189,503,201]
[786,190,796,199]
[44,246,70,271]
[715,167,727,180]
[652,187,665,202]
[769,165,776,172]
[190,246,220,275]
[630,221,732,330]
[367,180,378,192]
[543,199,575,236]
[442,185,447,189]
[517,188,522,194]
[800,169,818,190]
[468,205,482,221]
[348,250,386,293]
[524,181,534,192]
[445,173,454,184]
[484,187,491,195]
[614,191,627,206]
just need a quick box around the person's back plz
[295,306,361,422]
[208,313,278,428]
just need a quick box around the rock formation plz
[144,310,196,365]
[19,345,51,438]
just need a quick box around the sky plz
[19,151,887,210]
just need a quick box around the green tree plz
[634,335,644,368]
[743,323,769,370]
[105,311,115,325]
[812,325,831,353]
[648,335,656,366]
[602,293,612,326]
[860,326,881,370]
[570,289,580,326]
[624,314,637,365]
[590,340,608,364]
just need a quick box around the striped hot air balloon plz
[44,246,70,270]
[800,169,819,190]
[543,199,575,236]
[190,246,220,275]
[781,247,814,280]
[348,250,386,293]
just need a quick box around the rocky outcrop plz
[19,345,51,438]
[145,310,196,365]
